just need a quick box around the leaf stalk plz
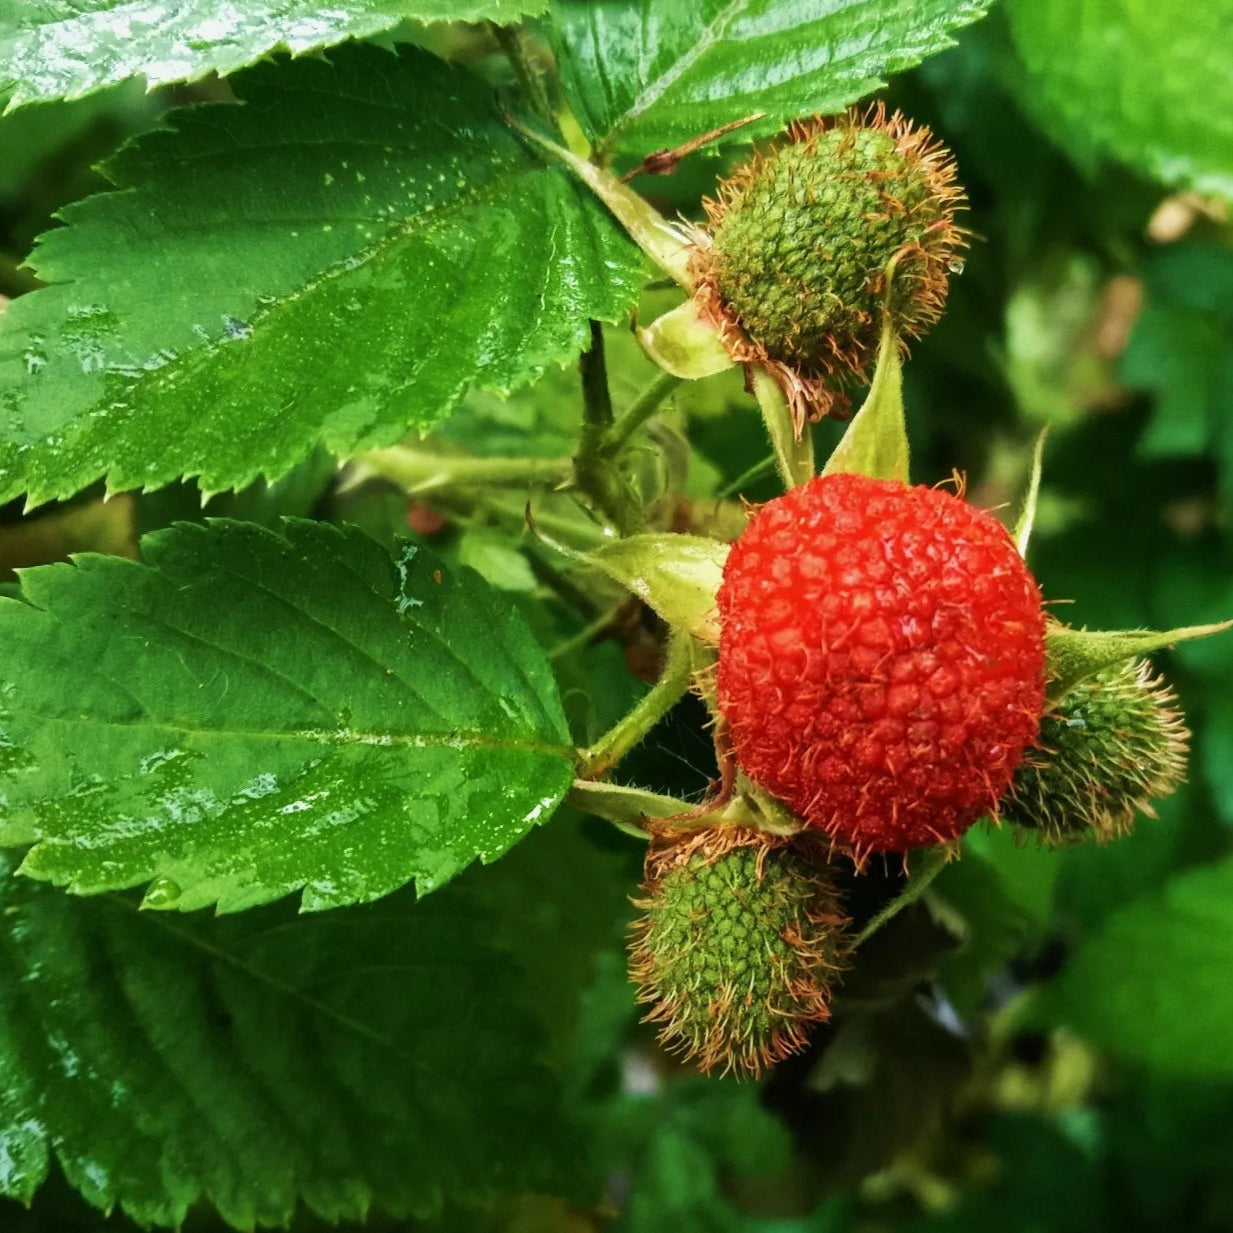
[576,323,645,534]
[851,845,950,947]
[578,628,694,777]
[604,370,683,454]
[490,23,555,127]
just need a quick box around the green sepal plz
[821,320,909,483]
[637,300,737,379]
[1047,621,1233,702]
[753,368,815,490]
[566,777,804,839]
[567,779,688,827]
[1013,429,1048,556]
[554,532,729,643]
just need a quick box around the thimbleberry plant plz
[0,3,1231,1231]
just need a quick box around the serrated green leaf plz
[1039,854,1233,1075]
[1004,0,1233,195]
[549,0,993,156]
[0,851,566,1227]
[0,43,644,508]
[0,0,546,109]
[0,518,572,912]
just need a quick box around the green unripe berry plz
[1002,658,1188,846]
[693,105,965,418]
[629,831,846,1076]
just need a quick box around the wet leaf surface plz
[0,519,573,911]
[0,0,545,107]
[0,850,567,1224]
[551,0,994,156]
[0,43,643,507]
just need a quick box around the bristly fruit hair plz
[716,472,1046,860]
[691,103,966,424]
[629,828,847,1077]
[1002,658,1189,846]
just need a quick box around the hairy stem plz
[578,629,694,778]
[548,602,624,660]
[605,371,683,453]
[356,446,573,494]
[575,323,644,534]
[852,845,950,947]
[717,452,777,498]
[580,321,614,429]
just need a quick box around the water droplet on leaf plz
[142,877,182,909]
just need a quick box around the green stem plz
[448,488,605,547]
[852,846,950,948]
[548,602,624,660]
[605,371,683,453]
[580,321,614,429]
[356,446,573,494]
[575,324,644,534]
[752,368,814,490]
[717,452,777,499]
[490,23,554,126]
[579,629,694,777]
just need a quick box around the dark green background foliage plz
[0,1,1231,1230]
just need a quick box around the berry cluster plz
[620,108,1200,1079]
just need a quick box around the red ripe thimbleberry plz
[716,473,1046,855]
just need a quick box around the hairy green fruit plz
[629,831,846,1077]
[1002,659,1188,846]
[692,104,965,420]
